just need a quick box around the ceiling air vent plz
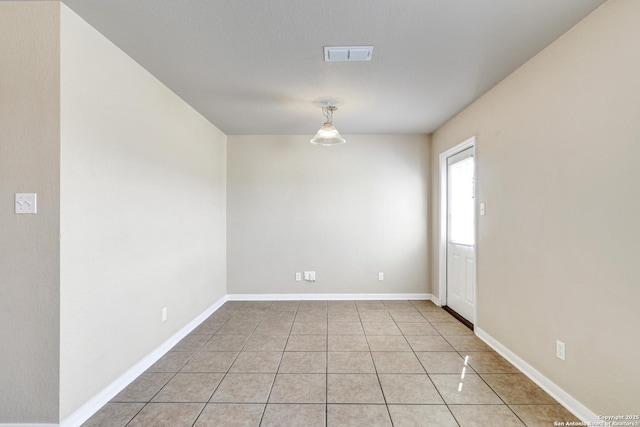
[324,46,373,62]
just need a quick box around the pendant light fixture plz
[310,105,346,146]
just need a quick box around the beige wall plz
[431,0,639,414]
[4,0,637,421]
[0,2,61,423]
[59,5,227,419]
[227,135,430,295]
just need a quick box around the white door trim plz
[438,136,477,322]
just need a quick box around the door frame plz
[438,136,478,323]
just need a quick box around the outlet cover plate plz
[556,340,565,360]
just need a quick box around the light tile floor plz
[82,300,580,426]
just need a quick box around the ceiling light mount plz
[310,105,346,146]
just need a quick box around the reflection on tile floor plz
[82,300,580,426]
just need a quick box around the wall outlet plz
[295,272,302,281]
[162,307,168,322]
[303,271,316,282]
[378,272,384,281]
[556,340,565,360]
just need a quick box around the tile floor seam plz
[475,370,512,407]
[200,348,243,402]
[412,300,466,427]
[368,306,396,426]
[189,400,208,427]
[507,404,529,426]
[256,304,293,426]
[406,304,479,427]
[199,303,245,406]
[258,305,299,426]
[196,301,258,424]
[406,313,461,427]
[138,305,243,427]
[137,370,179,404]
[325,305,329,427]
[122,404,146,427]
[482,376,530,427]
[447,404,463,427]
[412,322,472,427]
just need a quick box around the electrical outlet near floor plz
[162,306,168,322]
[556,340,565,360]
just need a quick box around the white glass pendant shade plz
[310,105,346,146]
[310,122,346,146]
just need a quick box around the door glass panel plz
[448,156,475,246]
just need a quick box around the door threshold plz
[442,306,474,331]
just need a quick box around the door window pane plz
[448,156,475,246]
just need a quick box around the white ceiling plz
[61,0,606,135]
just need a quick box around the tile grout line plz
[360,301,396,426]
[190,301,247,427]
[412,302,463,427]
[430,306,529,426]
[325,302,329,427]
[122,404,146,427]
[382,302,401,427]
[123,305,242,427]
[402,301,464,421]
[427,309,484,426]
[256,301,295,426]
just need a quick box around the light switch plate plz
[15,193,37,214]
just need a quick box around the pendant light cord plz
[323,106,336,124]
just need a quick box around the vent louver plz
[324,46,373,62]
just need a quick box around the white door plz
[446,147,476,324]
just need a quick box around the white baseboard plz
[60,295,229,427]
[430,295,441,306]
[475,327,598,423]
[226,293,433,301]
[58,292,435,427]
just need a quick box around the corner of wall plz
[0,1,61,423]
